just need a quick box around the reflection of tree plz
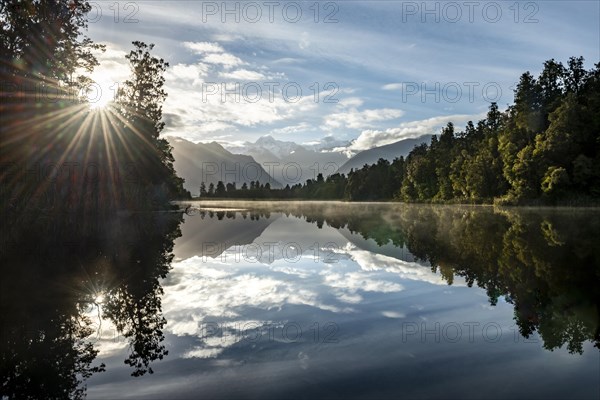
[494,210,600,354]
[103,283,168,377]
[194,202,600,353]
[396,206,600,354]
[100,214,181,376]
[0,211,182,398]
[0,291,105,400]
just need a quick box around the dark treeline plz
[1,1,190,217]
[207,57,600,205]
[198,172,347,200]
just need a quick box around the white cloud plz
[196,121,237,133]
[84,43,131,107]
[182,41,245,70]
[211,33,244,42]
[271,122,312,135]
[381,311,406,318]
[272,57,303,65]
[299,31,310,49]
[163,82,319,138]
[381,83,405,91]
[183,41,225,54]
[338,97,364,108]
[164,40,316,139]
[325,108,405,130]
[182,347,224,359]
[302,135,352,152]
[203,52,245,68]
[165,63,209,87]
[219,69,266,81]
[336,113,482,152]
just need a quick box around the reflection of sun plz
[88,68,116,109]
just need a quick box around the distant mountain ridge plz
[337,135,433,174]
[225,135,349,185]
[168,135,433,194]
[168,137,281,195]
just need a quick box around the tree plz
[226,182,236,194]
[215,181,226,197]
[0,0,104,91]
[565,56,586,94]
[1,0,106,213]
[115,41,189,203]
[199,182,207,197]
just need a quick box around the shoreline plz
[175,198,600,210]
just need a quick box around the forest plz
[206,58,600,205]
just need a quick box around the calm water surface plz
[2,202,599,399]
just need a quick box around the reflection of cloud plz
[161,215,463,364]
[322,271,404,293]
[183,334,240,359]
[183,347,224,359]
[298,351,309,370]
[162,255,351,339]
[337,243,464,286]
[163,242,456,341]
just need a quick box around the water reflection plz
[0,211,183,398]
[178,202,600,355]
[1,202,599,398]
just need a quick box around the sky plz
[86,1,600,152]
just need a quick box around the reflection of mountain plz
[251,215,349,264]
[168,137,282,194]
[337,136,432,175]
[225,136,349,185]
[173,210,276,260]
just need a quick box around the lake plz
[1,202,599,399]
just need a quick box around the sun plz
[87,68,117,109]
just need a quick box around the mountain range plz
[336,135,433,175]
[225,136,349,186]
[168,137,282,195]
[168,134,433,194]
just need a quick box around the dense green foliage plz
[212,57,599,205]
